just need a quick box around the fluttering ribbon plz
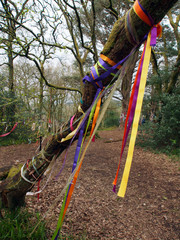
[114,0,161,197]
[51,59,129,240]
[0,122,18,137]
[70,115,75,131]
[90,95,102,141]
[113,44,146,192]
[117,31,152,198]
[52,90,102,240]
[52,41,142,240]
[52,50,127,239]
[52,0,162,235]
[37,178,41,201]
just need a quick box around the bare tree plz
[0,0,30,123]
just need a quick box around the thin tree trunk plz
[0,0,178,209]
[7,33,16,125]
[39,62,44,121]
[166,50,180,94]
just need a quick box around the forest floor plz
[0,127,180,240]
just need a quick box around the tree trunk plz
[166,50,180,94]
[121,51,138,114]
[0,0,178,209]
[7,32,16,125]
[39,62,44,121]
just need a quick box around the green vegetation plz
[0,208,47,240]
[137,84,180,158]
[0,207,91,240]
[0,123,38,146]
[0,79,38,146]
[100,100,121,129]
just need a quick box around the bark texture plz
[0,0,178,209]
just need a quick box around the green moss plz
[7,164,23,179]
[102,17,123,55]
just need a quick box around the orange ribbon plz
[100,54,121,70]
[133,0,162,38]
[90,97,102,137]
[133,0,152,26]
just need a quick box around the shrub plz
[137,91,180,156]
[0,122,38,146]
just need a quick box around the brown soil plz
[0,128,180,240]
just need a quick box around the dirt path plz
[0,128,180,240]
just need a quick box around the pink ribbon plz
[70,115,75,132]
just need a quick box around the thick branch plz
[0,0,178,209]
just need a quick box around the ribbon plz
[83,45,138,86]
[70,115,75,131]
[53,58,131,240]
[100,54,121,70]
[133,0,154,26]
[113,44,146,192]
[37,178,41,201]
[0,122,18,137]
[133,0,162,46]
[90,54,121,88]
[117,31,152,198]
[55,89,101,180]
[52,90,102,240]
[113,0,162,196]
[90,94,102,138]
[51,60,131,239]
[72,122,86,172]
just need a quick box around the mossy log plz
[0,0,178,209]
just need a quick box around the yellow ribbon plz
[61,112,85,143]
[117,32,152,198]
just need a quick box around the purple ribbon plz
[54,88,103,239]
[83,36,147,87]
[123,50,145,150]
[55,88,102,179]
[150,27,157,46]
[72,122,85,172]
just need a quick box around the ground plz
[0,128,180,240]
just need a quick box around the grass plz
[0,207,90,240]
[0,207,47,240]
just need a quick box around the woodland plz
[0,0,179,239]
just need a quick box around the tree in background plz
[0,0,30,124]
[0,0,138,129]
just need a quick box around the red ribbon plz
[0,122,18,137]
[37,178,41,201]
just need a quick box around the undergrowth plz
[0,123,38,146]
[0,207,90,240]
[137,121,180,161]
